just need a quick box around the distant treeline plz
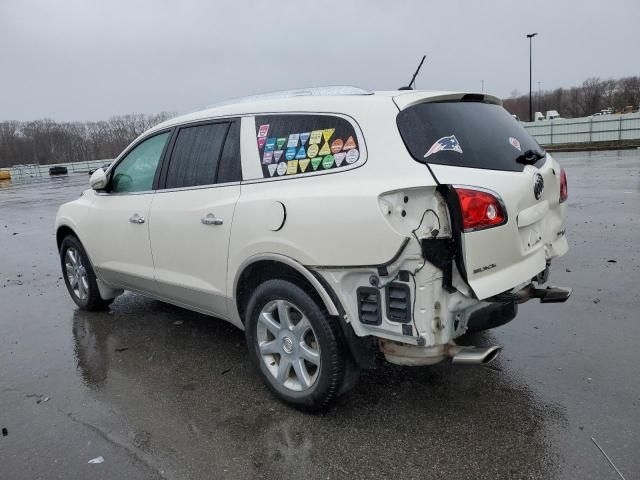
[3,75,640,168]
[0,112,174,168]
[504,75,640,120]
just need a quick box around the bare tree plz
[502,75,640,120]
[0,112,174,168]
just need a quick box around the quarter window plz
[254,115,362,178]
[110,132,170,193]
[165,123,230,189]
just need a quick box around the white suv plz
[56,87,571,410]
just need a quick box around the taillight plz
[559,168,568,203]
[454,187,507,232]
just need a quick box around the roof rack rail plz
[207,86,373,109]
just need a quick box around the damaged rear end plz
[395,92,570,299]
[374,92,572,365]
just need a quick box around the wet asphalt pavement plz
[1,150,639,479]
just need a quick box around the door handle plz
[201,213,223,226]
[129,214,145,224]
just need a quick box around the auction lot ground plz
[1,150,639,479]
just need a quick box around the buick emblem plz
[533,173,544,200]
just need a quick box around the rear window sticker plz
[287,160,298,175]
[255,114,363,178]
[318,141,331,156]
[285,147,297,161]
[309,130,322,144]
[322,128,335,142]
[345,148,359,164]
[307,144,319,158]
[343,136,356,150]
[264,138,276,152]
[311,157,322,170]
[322,155,334,169]
[257,124,270,138]
[287,133,300,148]
[424,135,463,158]
[331,138,344,154]
[509,137,521,151]
[299,158,310,172]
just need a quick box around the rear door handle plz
[129,213,145,224]
[201,213,223,226]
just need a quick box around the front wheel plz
[245,279,348,411]
[60,235,112,311]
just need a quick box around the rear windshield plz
[396,101,544,172]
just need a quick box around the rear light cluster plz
[454,187,507,232]
[559,168,568,203]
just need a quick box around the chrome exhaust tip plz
[450,345,501,365]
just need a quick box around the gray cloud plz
[1,0,638,121]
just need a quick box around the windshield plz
[396,101,545,172]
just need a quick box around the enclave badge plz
[533,173,544,200]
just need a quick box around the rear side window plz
[397,101,544,172]
[164,122,231,189]
[254,114,362,178]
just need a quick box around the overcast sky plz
[1,0,638,121]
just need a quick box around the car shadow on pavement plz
[71,294,565,480]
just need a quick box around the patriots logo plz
[424,135,463,158]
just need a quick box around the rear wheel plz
[60,236,112,311]
[245,279,347,411]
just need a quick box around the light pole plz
[526,33,538,122]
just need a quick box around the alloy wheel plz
[256,299,321,392]
[64,247,89,301]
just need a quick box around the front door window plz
[110,132,170,193]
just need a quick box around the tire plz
[60,235,113,311]
[245,279,348,411]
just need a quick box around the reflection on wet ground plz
[70,297,563,479]
[1,150,639,479]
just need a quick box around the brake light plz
[559,168,568,203]
[454,187,507,232]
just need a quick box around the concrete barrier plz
[523,112,640,149]
[8,159,111,183]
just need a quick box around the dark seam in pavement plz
[59,408,169,480]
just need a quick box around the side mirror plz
[89,168,107,190]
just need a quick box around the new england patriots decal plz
[424,135,463,158]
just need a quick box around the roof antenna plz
[398,55,426,90]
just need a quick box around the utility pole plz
[481,79,484,93]
[526,33,538,122]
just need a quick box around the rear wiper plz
[516,149,545,165]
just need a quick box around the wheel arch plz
[233,254,339,326]
[56,223,122,301]
[56,224,80,250]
